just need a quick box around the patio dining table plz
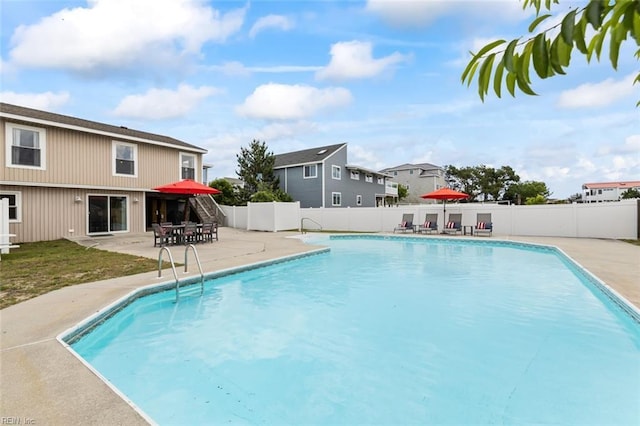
[165,223,203,245]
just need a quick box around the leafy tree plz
[210,178,240,206]
[476,165,520,201]
[445,165,520,201]
[444,165,480,199]
[621,187,640,198]
[398,184,408,200]
[525,194,548,205]
[504,180,551,204]
[236,140,279,204]
[462,0,640,104]
[249,182,294,202]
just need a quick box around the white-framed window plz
[377,177,384,185]
[180,153,196,180]
[113,141,137,177]
[332,192,342,206]
[5,123,46,170]
[332,165,341,180]
[356,195,362,206]
[0,191,21,222]
[350,170,360,180]
[304,164,317,178]
[365,174,373,183]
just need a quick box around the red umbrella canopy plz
[420,187,469,200]
[153,179,221,195]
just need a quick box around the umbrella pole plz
[442,200,447,234]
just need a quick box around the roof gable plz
[0,102,206,153]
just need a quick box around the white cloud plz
[258,121,319,141]
[209,61,252,77]
[366,0,528,28]
[249,14,294,38]
[557,73,637,108]
[112,84,221,120]
[236,83,353,120]
[8,0,246,73]
[0,91,70,110]
[316,40,410,81]
[597,134,640,155]
[207,61,321,75]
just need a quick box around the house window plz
[356,195,362,206]
[350,170,360,180]
[393,171,397,176]
[304,164,317,178]
[332,165,341,180]
[6,123,46,169]
[332,192,342,206]
[113,141,137,176]
[181,153,196,180]
[377,177,384,185]
[409,169,414,174]
[365,174,373,183]
[0,192,21,222]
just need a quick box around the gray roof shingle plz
[274,143,346,168]
[0,102,206,152]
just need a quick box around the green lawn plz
[0,239,168,310]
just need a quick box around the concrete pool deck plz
[1,228,638,425]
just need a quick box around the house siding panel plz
[4,185,146,242]
[2,121,199,189]
[276,165,323,208]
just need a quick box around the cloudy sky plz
[1,0,638,198]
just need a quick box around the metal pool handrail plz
[184,244,204,296]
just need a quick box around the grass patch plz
[621,239,640,247]
[1,239,168,309]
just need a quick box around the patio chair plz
[394,213,415,233]
[442,213,462,235]
[182,222,198,245]
[152,223,171,247]
[475,213,493,236]
[416,213,438,234]
[201,222,218,243]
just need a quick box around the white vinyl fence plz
[221,199,639,239]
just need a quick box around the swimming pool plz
[63,236,640,424]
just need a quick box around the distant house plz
[582,181,640,203]
[273,143,394,208]
[1,102,209,242]
[379,163,446,203]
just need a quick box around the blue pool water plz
[69,236,640,425]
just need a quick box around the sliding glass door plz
[88,195,128,234]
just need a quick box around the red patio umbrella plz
[420,187,469,231]
[153,179,221,195]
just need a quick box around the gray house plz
[274,143,392,208]
[379,163,446,203]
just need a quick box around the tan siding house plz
[1,103,208,242]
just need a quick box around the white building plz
[582,181,640,202]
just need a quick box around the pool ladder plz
[301,217,323,234]
[158,244,205,302]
